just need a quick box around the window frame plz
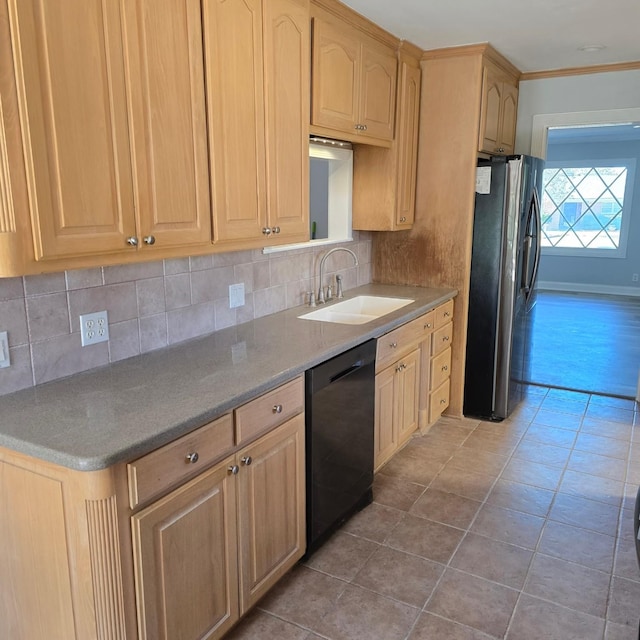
[540,157,636,259]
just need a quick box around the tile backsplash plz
[0,235,372,396]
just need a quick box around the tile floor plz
[228,386,640,640]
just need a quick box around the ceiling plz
[340,0,640,73]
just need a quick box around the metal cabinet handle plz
[444,311,451,317]
[185,452,199,464]
[396,363,406,372]
[271,226,280,234]
[362,124,368,131]
[442,335,450,342]
[497,147,505,153]
[262,227,272,236]
[143,235,156,245]
[241,456,252,466]
[424,322,432,329]
[228,465,239,475]
[441,365,448,372]
[389,342,397,348]
[272,404,283,414]
[400,216,407,223]
[126,236,138,246]
[440,399,447,405]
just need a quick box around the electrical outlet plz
[229,283,245,308]
[633,273,639,282]
[80,311,109,346]
[0,331,10,368]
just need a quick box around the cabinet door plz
[359,40,397,141]
[397,348,420,447]
[237,414,305,613]
[479,65,502,154]
[131,457,239,640]
[311,18,359,134]
[497,81,518,155]
[395,61,421,227]
[123,0,211,250]
[9,0,136,259]
[263,0,310,241]
[204,0,268,243]
[374,364,398,470]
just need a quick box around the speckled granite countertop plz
[0,284,456,471]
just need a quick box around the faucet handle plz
[336,274,344,298]
[307,291,316,307]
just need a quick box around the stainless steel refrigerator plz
[463,154,544,420]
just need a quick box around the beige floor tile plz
[450,532,533,589]
[521,423,578,448]
[426,421,476,445]
[500,458,564,491]
[559,469,624,507]
[408,612,496,640]
[605,620,640,640]
[608,576,640,628]
[531,408,583,430]
[430,465,496,501]
[614,534,640,581]
[567,449,628,482]
[524,553,610,617]
[373,473,425,512]
[409,488,481,529]
[460,430,521,457]
[506,594,605,640]
[352,545,444,607]
[386,513,464,563]
[619,507,637,542]
[258,565,347,630]
[539,395,589,415]
[471,503,545,549]
[538,520,616,572]
[486,478,555,517]
[379,448,445,485]
[512,439,572,468]
[586,404,636,425]
[339,502,404,543]
[447,446,509,476]
[426,568,519,638]
[303,531,379,581]
[549,493,620,536]
[574,431,630,460]
[226,610,309,639]
[314,583,420,640]
[581,417,634,441]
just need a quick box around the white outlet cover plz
[229,283,245,308]
[80,310,109,347]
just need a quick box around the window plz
[540,159,635,257]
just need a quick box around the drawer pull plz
[441,365,448,372]
[228,465,239,475]
[272,404,283,414]
[389,342,398,348]
[442,336,450,342]
[241,456,252,466]
[396,363,406,373]
[440,399,447,405]
[444,311,451,317]
[185,452,199,464]
[424,323,432,329]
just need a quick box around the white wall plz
[515,69,640,155]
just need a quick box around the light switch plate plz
[229,283,245,308]
[80,311,109,346]
[0,331,10,368]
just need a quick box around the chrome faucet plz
[317,247,358,304]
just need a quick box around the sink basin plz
[298,295,414,325]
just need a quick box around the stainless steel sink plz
[298,295,414,325]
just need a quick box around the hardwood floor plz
[525,291,640,399]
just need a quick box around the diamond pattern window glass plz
[541,166,627,251]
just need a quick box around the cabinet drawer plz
[430,347,452,391]
[376,311,435,372]
[128,413,234,509]
[432,322,453,356]
[434,299,454,329]
[235,376,304,445]
[428,379,450,424]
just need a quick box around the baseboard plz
[537,281,640,298]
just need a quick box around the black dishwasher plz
[305,339,376,555]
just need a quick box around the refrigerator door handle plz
[527,188,542,302]
[522,188,541,304]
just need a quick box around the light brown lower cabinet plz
[374,347,420,471]
[131,414,305,640]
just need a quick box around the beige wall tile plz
[139,313,168,353]
[164,273,191,310]
[65,268,103,290]
[0,344,33,394]
[167,302,215,344]
[136,277,166,317]
[0,298,29,346]
[103,261,163,284]
[68,282,138,331]
[0,277,25,301]
[23,272,66,296]
[109,319,141,362]
[25,292,70,342]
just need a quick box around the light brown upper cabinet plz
[205,0,310,248]
[3,0,210,267]
[478,60,519,156]
[311,16,397,145]
[353,46,421,230]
